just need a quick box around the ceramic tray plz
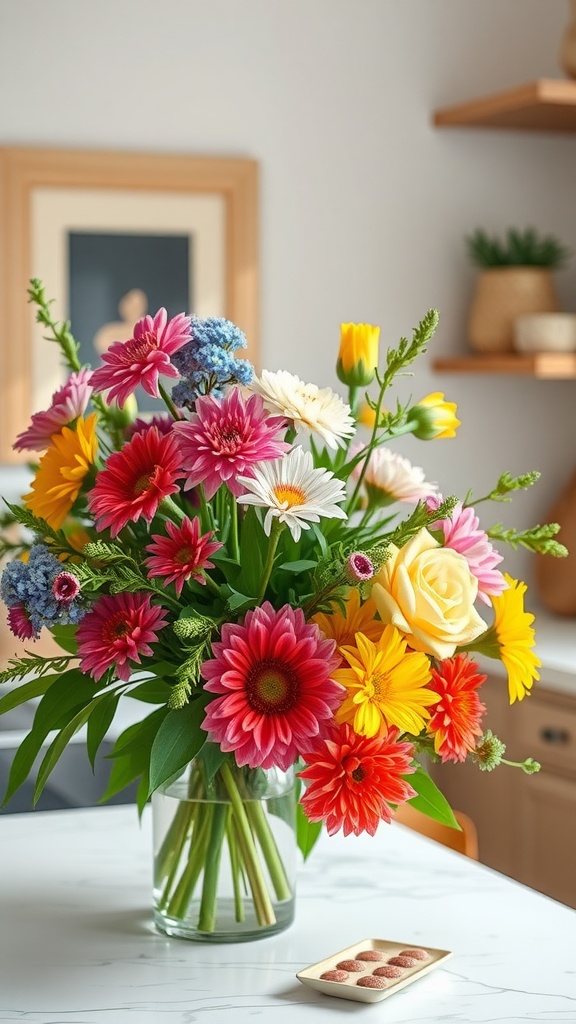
[296,936,452,1004]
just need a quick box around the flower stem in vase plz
[219,761,277,927]
[197,802,228,932]
[245,800,292,901]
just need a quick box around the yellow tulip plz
[337,323,380,388]
[407,392,460,440]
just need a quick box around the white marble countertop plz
[0,805,575,1023]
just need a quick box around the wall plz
[0,0,575,593]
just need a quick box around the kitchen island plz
[0,804,574,1023]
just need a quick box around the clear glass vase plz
[152,757,297,942]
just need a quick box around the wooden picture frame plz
[0,147,259,463]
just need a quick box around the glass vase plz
[152,757,297,942]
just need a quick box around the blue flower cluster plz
[0,544,86,637]
[171,316,254,408]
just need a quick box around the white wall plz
[1,0,574,592]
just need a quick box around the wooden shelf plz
[433,352,576,379]
[433,78,576,132]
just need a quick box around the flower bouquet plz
[0,281,565,942]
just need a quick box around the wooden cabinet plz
[431,675,576,908]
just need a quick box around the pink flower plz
[427,495,506,605]
[14,370,93,452]
[7,603,37,640]
[145,516,222,595]
[89,427,184,538]
[174,391,289,500]
[201,602,343,771]
[76,592,168,681]
[52,572,81,605]
[90,308,191,407]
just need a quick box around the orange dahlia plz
[299,722,416,836]
[428,654,487,763]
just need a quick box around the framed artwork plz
[0,147,259,462]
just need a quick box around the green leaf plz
[407,767,460,830]
[225,586,257,612]
[296,803,323,860]
[87,692,120,768]
[0,673,60,716]
[34,691,114,804]
[148,696,210,796]
[236,506,266,596]
[278,559,318,572]
[49,623,79,655]
[126,678,172,704]
[106,707,168,758]
[197,741,227,783]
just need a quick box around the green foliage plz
[296,803,323,860]
[488,521,568,557]
[0,652,76,686]
[406,767,460,830]
[466,227,571,269]
[148,696,210,796]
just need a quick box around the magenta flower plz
[174,391,289,500]
[90,308,191,407]
[7,604,37,640]
[52,572,81,605]
[76,592,169,682]
[89,427,184,538]
[201,602,343,771]
[428,495,506,605]
[14,369,93,452]
[145,516,222,595]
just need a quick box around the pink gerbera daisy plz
[76,592,168,681]
[427,495,506,605]
[201,601,343,771]
[298,723,416,837]
[428,654,487,763]
[90,308,191,407]
[14,369,93,452]
[174,391,289,500]
[89,427,184,537]
[145,516,222,595]
[7,603,37,640]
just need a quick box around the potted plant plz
[465,227,571,353]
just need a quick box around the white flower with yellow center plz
[250,369,355,449]
[236,447,347,541]
[354,445,438,506]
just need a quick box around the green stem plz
[228,491,240,562]
[167,804,213,920]
[220,762,276,927]
[197,803,228,932]
[158,381,183,420]
[257,520,283,604]
[245,801,292,901]
[160,495,186,524]
[227,812,245,923]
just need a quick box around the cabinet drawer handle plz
[539,727,570,745]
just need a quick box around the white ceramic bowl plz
[513,313,576,353]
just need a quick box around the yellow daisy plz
[312,589,384,651]
[24,414,98,530]
[334,625,439,737]
[474,574,541,704]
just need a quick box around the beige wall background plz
[0,0,574,599]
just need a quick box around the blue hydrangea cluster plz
[171,316,254,409]
[0,544,86,637]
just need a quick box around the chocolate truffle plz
[399,948,429,960]
[373,964,404,978]
[388,955,419,968]
[356,950,385,962]
[336,959,366,972]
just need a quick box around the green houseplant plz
[465,227,571,353]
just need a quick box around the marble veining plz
[0,804,575,1023]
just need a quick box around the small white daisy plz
[236,447,348,542]
[354,446,438,505]
[250,369,355,450]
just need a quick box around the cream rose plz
[371,528,485,660]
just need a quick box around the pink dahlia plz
[89,427,184,537]
[427,495,506,605]
[76,592,168,682]
[201,601,343,771]
[174,391,289,500]
[14,369,93,452]
[90,308,191,407]
[145,516,222,595]
[298,723,416,837]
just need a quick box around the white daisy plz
[354,446,438,505]
[236,447,348,542]
[250,369,355,450]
